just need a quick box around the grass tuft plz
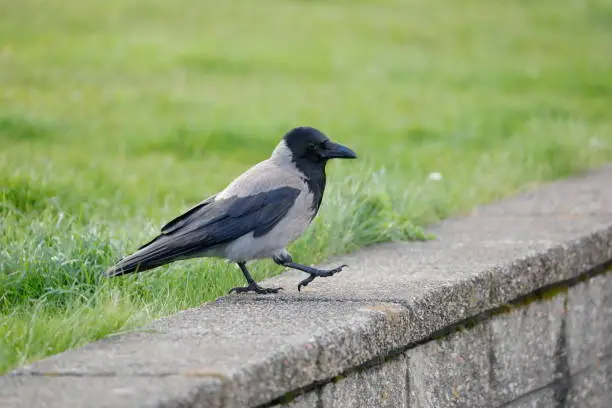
[0,114,57,142]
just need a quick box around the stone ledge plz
[4,165,612,408]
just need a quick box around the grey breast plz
[216,160,316,262]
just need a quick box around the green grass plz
[1,0,612,373]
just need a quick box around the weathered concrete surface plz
[566,357,612,408]
[320,354,408,408]
[4,165,612,407]
[12,300,414,408]
[0,375,219,408]
[407,324,491,407]
[566,274,612,374]
[489,294,565,405]
[502,388,557,408]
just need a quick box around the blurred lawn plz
[1,0,612,373]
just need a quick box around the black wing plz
[107,186,302,276]
[147,186,301,250]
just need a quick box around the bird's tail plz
[105,235,185,277]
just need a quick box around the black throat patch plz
[293,157,327,217]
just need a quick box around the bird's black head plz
[276,126,356,214]
[282,126,357,165]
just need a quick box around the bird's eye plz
[308,143,316,150]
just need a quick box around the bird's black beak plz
[322,141,357,159]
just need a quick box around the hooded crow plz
[106,126,357,293]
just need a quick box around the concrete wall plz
[280,270,612,408]
[4,165,612,408]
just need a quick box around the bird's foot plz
[228,283,282,295]
[297,264,348,292]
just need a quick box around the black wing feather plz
[171,186,301,246]
[107,187,301,276]
[161,194,217,234]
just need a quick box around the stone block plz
[407,323,490,408]
[320,354,408,408]
[566,357,612,408]
[489,293,565,404]
[503,388,556,408]
[566,273,612,374]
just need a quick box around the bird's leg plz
[273,252,347,291]
[228,262,282,295]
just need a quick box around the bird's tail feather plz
[105,236,195,277]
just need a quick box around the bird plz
[105,126,357,293]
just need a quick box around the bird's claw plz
[297,275,316,292]
[297,264,348,291]
[228,284,282,295]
